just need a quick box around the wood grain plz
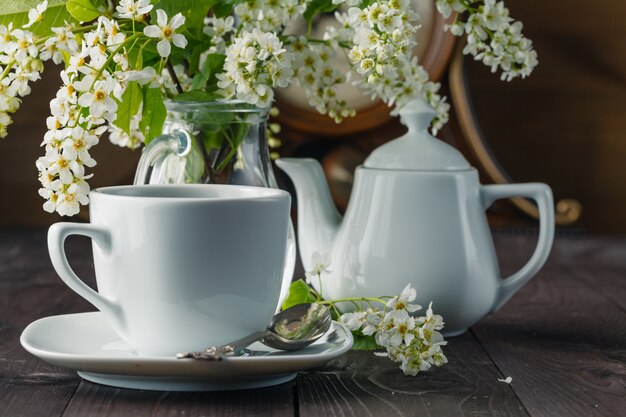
[0,230,91,417]
[472,237,626,417]
[572,267,626,312]
[62,381,295,417]
[3,230,626,417]
[297,335,529,417]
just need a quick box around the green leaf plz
[212,0,246,18]
[0,1,77,38]
[358,0,376,8]
[0,0,66,15]
[203,53,226,90]
[114,82,142,136]
[351,333,381,351]
[281,279,318,310]
[303,0,340,22]
[190,53,225,91]
[66,0,100,22]
[140,87,167,144]
[127,45,144,69]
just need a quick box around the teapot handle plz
[481,183,555,312]
[134,130,193,185]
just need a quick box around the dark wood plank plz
[572,266,626,312]
[0,230,94,417]
[472,237,626,417]
[62,381,295,417]
[297,335,529,417]
[548,236,626,269]
[0,229,295,417]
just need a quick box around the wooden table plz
[1,229,624,416]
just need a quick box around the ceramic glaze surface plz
[321,168,499,334]
[277,161,554,335]
[47,185,291,356]
[20,312,353,391]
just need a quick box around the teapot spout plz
[276,158,342,271]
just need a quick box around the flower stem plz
[71,33,140,128]
[317,271,323,300]
[166,59,184,94]
[317,296,389,308]
[0,60,14,81]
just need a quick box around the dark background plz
[1,0,625,233]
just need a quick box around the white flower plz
[362,312,382,336]
[143,10,187,58]
[340,311,367,331]
[77,77,118,119]
[121,66,161,87]
[439,0,537,81]
[0,111,12,138]
[234,0,307,32]
[435,0,466,19]
[107,109,145,149]
[338,283,449,376]
[289,41,354,123]
[203,16,235,39]
[12,29,39,63]
[45,148,81,183]
[61,126,98,163]
[415,301,445,330]
[56,181,90,217]
[386,283,421,313]
[480,0,509,32]
[307,251,332,277]
[101,17,126,47]
[24,1,48,28]
[376,309,416,347]
[219,29,291,107]
[116,0,153,20]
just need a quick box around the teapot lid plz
[364,99,471,171]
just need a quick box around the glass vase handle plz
[133,130,196,185]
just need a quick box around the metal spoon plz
[176,303,332,361]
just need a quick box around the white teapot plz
[276,99,554,335]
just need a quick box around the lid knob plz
[398,99,437,132]
[364,98,471,171]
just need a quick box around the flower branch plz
[0,0,538,216]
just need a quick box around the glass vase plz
[134,101,295,308]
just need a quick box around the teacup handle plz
[134,130,193,185]
[481,183,555,312]
[48,223,124,329]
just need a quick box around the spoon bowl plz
[265,303,333,350]
[177,303,332,361]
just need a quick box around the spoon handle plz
[177,331,269,361]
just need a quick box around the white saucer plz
[21,312,353,391]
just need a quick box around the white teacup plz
[48,184,291,356]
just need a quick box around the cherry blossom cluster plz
[436,0,538,81]
[0,0,538,216]
[340,284,448,376]
[203,16,236,55]
[217,29,293,108]
[288,38,355,123]
[108,108,145,149]
[36,16,131,216]
[302,253,448,376]
[339,0,450,132]
[0,2,55,138]
[234,0,311,33]
[34,0,191,216]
